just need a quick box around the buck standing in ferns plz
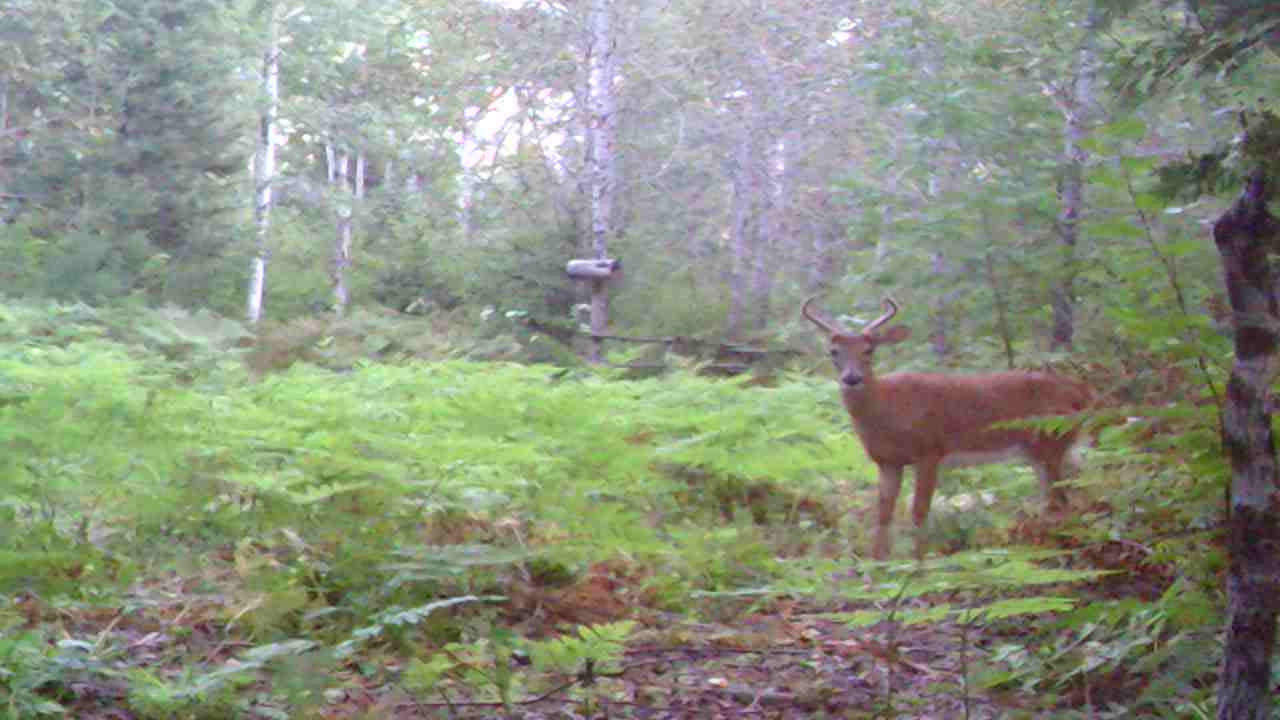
[803,297,1091,560]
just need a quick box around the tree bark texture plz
[1052,3,1103,351]
[247,7,280,326]
[330,148,352,316]
[724,122,758,342]
[585,0,618,363]
[748,60,787,334]
[1214,169,1280,720]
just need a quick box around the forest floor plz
[349,608,1012,719]
[327,537,1163,719]
[43,577,1010,719]
[39,535,1161,720]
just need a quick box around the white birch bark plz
[585,0,618,363]
[330,147,352,316]
[355,152,365,201]
[246,4,280,325]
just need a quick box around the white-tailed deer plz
[803,297,1090,560]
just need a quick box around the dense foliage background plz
[1,0,1278,716]
[2,0,1264,349]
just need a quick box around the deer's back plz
[844,370,1088,466]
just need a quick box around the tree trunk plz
[749,220,772,333]
[330,147,352,316]
[749,140,778,333]
[246,5,280,326]
[0,78,11,224]
[355,152,366,201]
[930,251,950,359]
[585,0,617,363]
[0,79,8,203]
[808,220,834,292]
[807,188,845,293]
[748,68,786,334]
[1214,168,1280,720]
[1051,3,1101,351]
[985,252,1017,370]
[724,124,756,342]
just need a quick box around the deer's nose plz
[840,372,863,388]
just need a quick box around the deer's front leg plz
[873,464,904,560]
[911,458,942,560]
[1034,459,1070,516]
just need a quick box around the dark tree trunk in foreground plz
[1214,169,1280,720]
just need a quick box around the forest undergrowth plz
[0,301,1231,719]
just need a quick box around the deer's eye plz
[829,348,839,357]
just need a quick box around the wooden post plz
[566,258,621,280]
[566,258,621,363]
[589,280,606,363]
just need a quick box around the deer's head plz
[802,297,911,391]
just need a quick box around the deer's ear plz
[876,325,911,345]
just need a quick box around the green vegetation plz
[3,0,1276,714]
[0,299,1226,718]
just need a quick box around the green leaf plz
[1101,117,1148,142]
[963,596,1077,621]
[1121,157,1157,176]
[1086,219,1145,239]
[1132,192,1165,212]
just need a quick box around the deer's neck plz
[839,377,883,418]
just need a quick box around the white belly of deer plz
[940,446,1027,468]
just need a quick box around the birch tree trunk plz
[585,0,618,363]
[1214,168,1280,720]
[1051,3,1101,351]
[329,147,352,316]
[246,4,280,326]
[355,152,365,200]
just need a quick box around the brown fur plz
[807,298,1090,559]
